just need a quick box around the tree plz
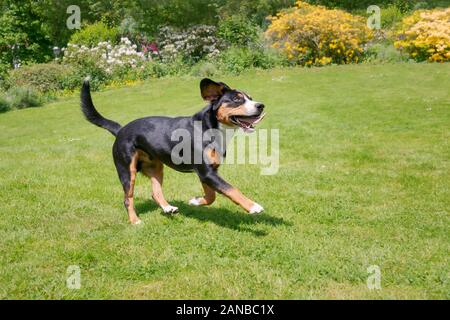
[0,1,52,77]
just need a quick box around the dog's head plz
[200,78,266,133]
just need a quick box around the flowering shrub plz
[61,37,147,90]
[157,25,225,63]
[265,1,372,66]
[394,8,450,62]
[63,37,146,74]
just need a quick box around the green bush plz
[190,61,218,77]
[0,93,11,113]
[69,22,119,47]
[58,70,86,92]
[139,60,168,79]
[0,63,10,81]
[382,4,406,29]
[365,43,409,63]
[0,2,53,81]
[218,47,254,74]
[5,63,75,93]
[306,1,423,11]
[73,64,109,91]
[141,57,192,79]
[217,15,261,47]
[218,46,289,74]
[7,86,43,109]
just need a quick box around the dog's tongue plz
[242,126,255,133]
[236,113,266,133]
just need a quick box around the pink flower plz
[148,43,159,53]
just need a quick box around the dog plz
[81,78,266,224]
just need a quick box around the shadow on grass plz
[135,198,291,237]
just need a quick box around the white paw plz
[249,203,264,215]
[132,219,143,225]
[189,197,202,206]
[163,205,179,214]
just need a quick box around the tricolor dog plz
[81,78,266,224]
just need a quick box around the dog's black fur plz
[81,78,265,224]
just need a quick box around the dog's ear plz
[200,78,230,102]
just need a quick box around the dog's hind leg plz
[114,148,142,225]
[189,183,216,206]
[142,159,178,214]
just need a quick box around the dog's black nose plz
[255,103,265,111]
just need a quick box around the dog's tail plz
[81,79,122,136]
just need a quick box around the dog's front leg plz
[195,167,264,214]
[189,183,216,206]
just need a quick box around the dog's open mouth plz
[230,113,266,133]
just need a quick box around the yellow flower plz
[394,8,450,62]
[265,1,370,66]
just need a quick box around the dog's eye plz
[233,96,242,103]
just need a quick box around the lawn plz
[0,63,449,299]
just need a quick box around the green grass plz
[0,63,449,299]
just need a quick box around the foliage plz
[266,1,373,66]
[394,8,450,62]
[364,43,409,63]
[0,93,11,113]
[217,15,261,47]
[217,0,297,25]
[69,22,119,47]
[5,63,75,93]
[190,61,219,77]
[381,4,407,29]
[1,0,448,105]
[304,0,448,11]
[157,25,225,63]
[139,56,193,78]
[218,46,289,74]
[63,38,146,88]
[6,86,43,109]
[0,1,52,79]
[2,0,449,79]
[117,15,150,47]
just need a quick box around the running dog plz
[81,78,266,224]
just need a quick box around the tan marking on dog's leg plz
[189,183,216,206]
[148,161,178,214]
[126,152,141,225]
[205,148,221,169]
[222,187,264,214]
[150,161,168,207]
